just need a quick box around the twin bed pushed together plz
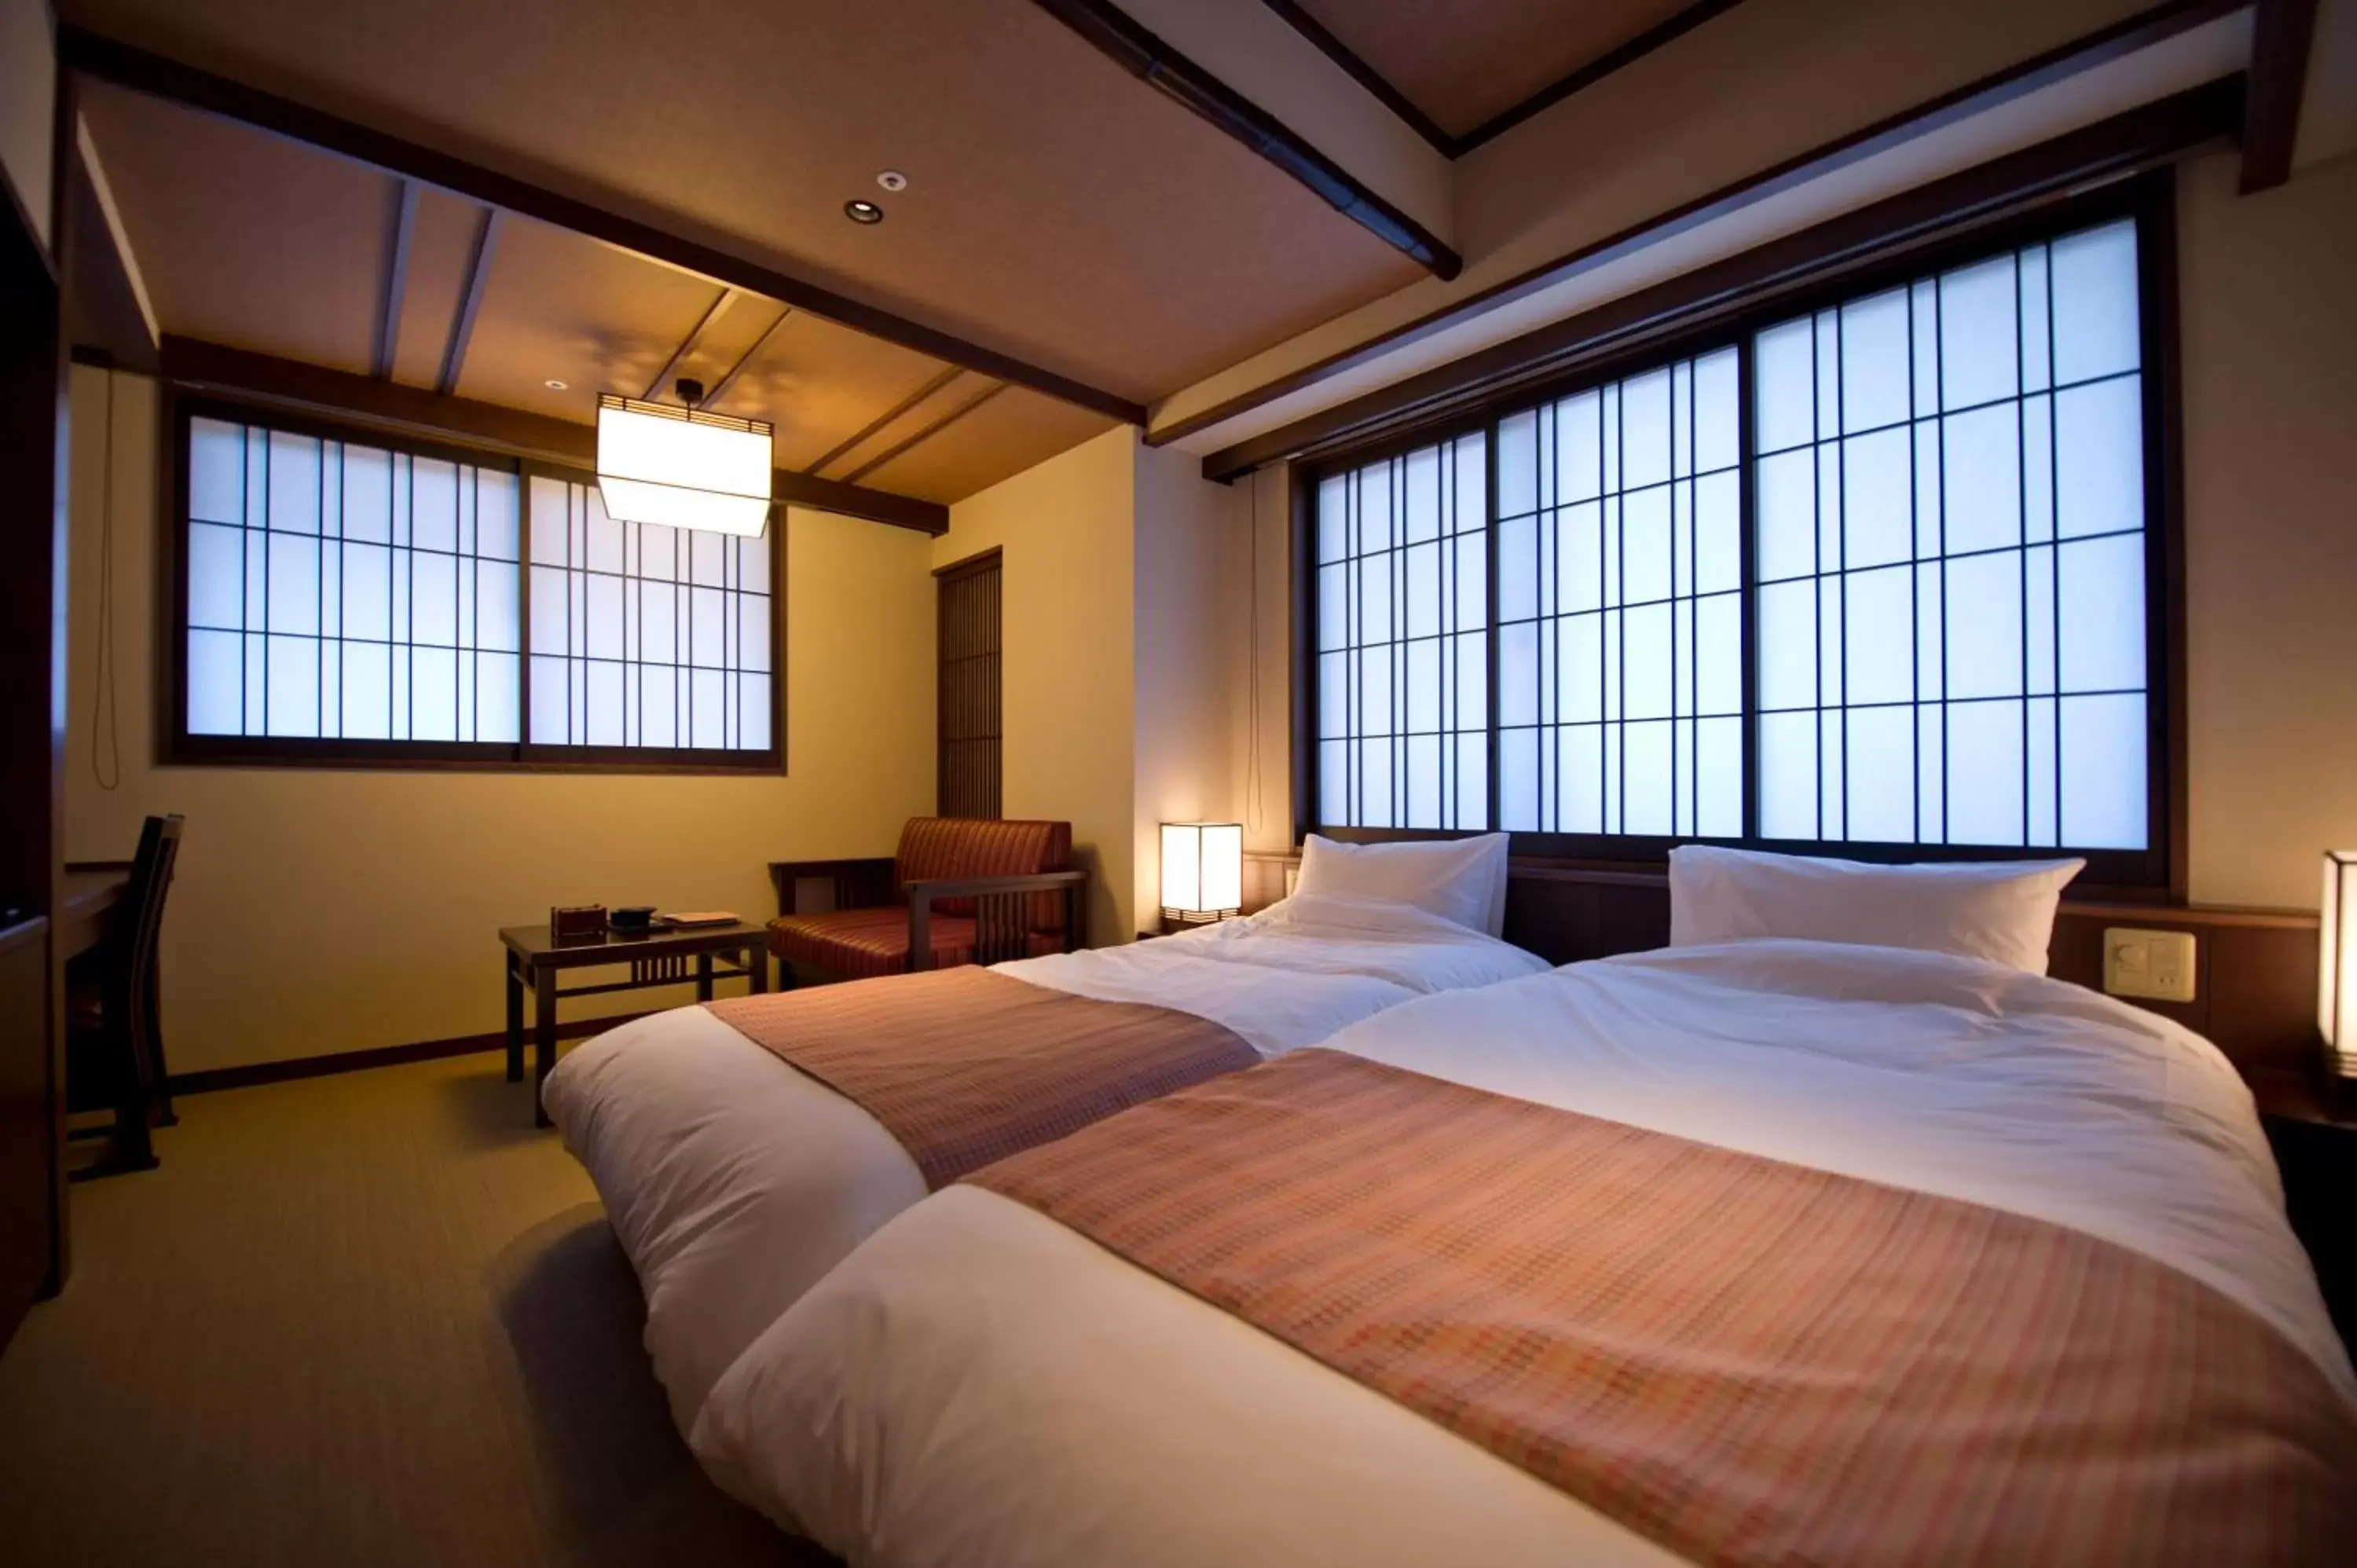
[554,833,2357,1566]
[541,830,1540,1427]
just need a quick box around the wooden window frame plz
[158,390,789,775]
[1296,172,2187,899]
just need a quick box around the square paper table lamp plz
[1160,822,1244,929]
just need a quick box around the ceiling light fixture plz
[876,170,907,192]
[544,379,569,390]
[595,376,773,539]
[845,199,885,225]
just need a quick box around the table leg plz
[746,940,768,995]
[504,954,524,1083]
[533,965,558,1129]
[695,951,715,1003]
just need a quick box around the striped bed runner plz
[968,1049,2357,1567]
[707,967,1258,1189]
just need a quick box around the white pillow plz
[1666,845,2083,974]
[1296,833,1511,937]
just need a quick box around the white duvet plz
[541,893,1544,1430]
[691,939,2355,1568]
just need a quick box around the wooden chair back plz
[105,815,183,1112]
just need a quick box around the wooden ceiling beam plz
[160,336,948,534]
[2240,0,2321,192]
[842,381,1006,484]
[641,285,739,401]
[58,23,1149,426]
[435,207,500,396]
[805,365,966,478]
[702,303,788,411]
[1030,0,1461,280]
[372,181,416,380]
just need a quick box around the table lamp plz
[1160,822,1244,929]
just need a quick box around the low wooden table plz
[500,920,770,1127]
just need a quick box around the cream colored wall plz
[1133,440,1248,922]
[64,368,938,1072]
[2178,148,2357,909]
[1231,460,1294,856]
[933,424,1139,942]
[1,0,53,251]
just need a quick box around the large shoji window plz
[1314,432,1490,830]
[526,474,774,753]
[171,403,783,770]
[182,415,521,743]
[1751,218,2148,850]
[1303,197,2167,882]
[1494,348,1743,837]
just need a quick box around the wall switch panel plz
[2103,927,2197,1003]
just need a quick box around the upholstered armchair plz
[767,817,1088,983]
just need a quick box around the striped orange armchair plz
[767,817,1087,983]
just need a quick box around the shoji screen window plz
[1494,349,1743,837]
[526,475,775,756]
[181,415,520,745]
[1750,217,2150,850]
[1314,434,1489,830]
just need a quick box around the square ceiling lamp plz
[596,390,773,538]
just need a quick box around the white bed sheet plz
[691,940,2354,1568]
[541,893,1545,1430]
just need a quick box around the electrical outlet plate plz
[2103,927,2197,1003]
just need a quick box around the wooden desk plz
[500,921,770,1127]
[55,866,130,962]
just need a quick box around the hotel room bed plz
[690,937,2357,1567]
[541,888,1545,1429]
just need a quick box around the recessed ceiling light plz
[845,200,885,225]
[876,170,907,192]
[544,379,569,390]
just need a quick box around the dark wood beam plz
[57,23,1148,426]
[642,285,737,401]
[1028,0,1461,280]
[842,381,1006,484]
[159,336,948,534]
[1156,0,2245,451]
[1251,0,1453,155]
[1201,77,2242,481]
[1453,1,1750,156]
[805,365,965,478]
[372,181,416,379]
[436,207,499,396]
[2241,0,2321,192]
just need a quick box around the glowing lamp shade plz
[1160,822,1244,925]
[595,394,774,538]
[2322,852,2357,1078]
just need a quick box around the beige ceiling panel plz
[452,214,721,420]
[851,385,1118,504]
[79,80,390,374]
[723,313,962,476]
[64,0,1422,401]
[671,294,787,401]
[387,185,489,389]
[1291,0,1705,138]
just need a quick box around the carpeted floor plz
[0,1051,832,1567]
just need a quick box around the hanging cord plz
[1244,466,1265,835]
[91,374,123,791]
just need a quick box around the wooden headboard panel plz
[1242,852,2322,1078]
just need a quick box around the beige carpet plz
[0,1052,832,1567]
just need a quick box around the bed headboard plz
[1242,852,2322,1081]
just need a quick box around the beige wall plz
[933,425,1140,941]
[64,367,938,1072]
[1133,440,1248,921]
[1,0,53,251]
[933,425,1252,940]
[2179,148,2357,908]
[1230,460,1294,856]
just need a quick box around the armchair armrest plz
[907,870,1091,971]
[768,857,897,918]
